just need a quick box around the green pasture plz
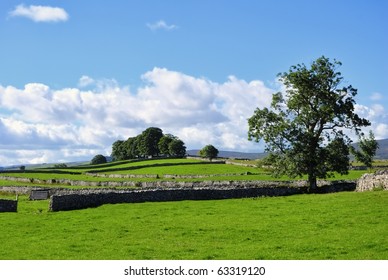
[0,158,372,189]
[0,191,386,259]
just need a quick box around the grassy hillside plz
[0,191,386,260]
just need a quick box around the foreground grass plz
[0,191,387,260]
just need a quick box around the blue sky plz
[0,0,387,165]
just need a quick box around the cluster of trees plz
[111,127,186,161]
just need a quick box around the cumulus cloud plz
[78,75,95,87]
[147,20,178,31]
[0,68,274,165]
[355,103,388,140]
[9,4,69,22]
[2,68,386,165]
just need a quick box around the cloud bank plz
[9,4,69,22]
[0,68,386,165]
[0,68,273,165]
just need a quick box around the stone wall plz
[0,199,17,212]
[356,170,388,191]
[49,181,356,211]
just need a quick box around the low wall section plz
[356,170,388,191]
[0,199,17,212]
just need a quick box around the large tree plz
[138,127,164,157]
[169,139,186,157]
[158,134,177,156]
[248,56,375,190]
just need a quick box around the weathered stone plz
[356,170,388,191]
[30,189,50,200]
[48,181,356,212]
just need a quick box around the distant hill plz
[373,138,388,159]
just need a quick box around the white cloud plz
[0,68,276,165]
[78,75,95,87]
[147,20,178,31]
[9,4,69,22]
[370,92,383,101]
[355,103,388,140]
[2,69,387,165]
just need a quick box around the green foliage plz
[0,192,386,259]
[111,140,126,161]
[158,134,176,155]
[199,145,219,160]
[248,56,372,189]
[90,154,107,165]
[168,139,186,157]
[138,127,164,157]
[350,131,379,169]
[111,127,186,160]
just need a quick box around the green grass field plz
[0,158,372,189]
[0,191,386,260]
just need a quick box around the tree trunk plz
[308,174,317,192]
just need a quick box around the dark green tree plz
[123,137,141,159]
[138,127,164,157]
[248,56,372,190]
[111,140,126,161]
[350,131,379,169]
[158,134,177,156]
[169,139,186,157]
[199,144,219,161]
[91,154,107,165]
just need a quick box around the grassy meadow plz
[0,191,387,259]
[0,157,387,260]
[0,158,374,189]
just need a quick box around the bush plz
[199,145,219,161]
[91,154,107,165]
[54,163,68,168]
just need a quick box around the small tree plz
[199,145,219,161]
[91,154,107,165]
[350,131,379,169]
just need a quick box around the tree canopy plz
[248,56,377,190]
[91,154,107,165]
[111,127,186,160]
[199,144,219,161]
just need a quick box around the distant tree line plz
[111,127,186,161]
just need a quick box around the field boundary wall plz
[0,199,17,212]
[48,181,356,211]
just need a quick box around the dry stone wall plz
[356,170,388,191]
[0,199,17,212]
[49,181,356,211]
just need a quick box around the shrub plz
[91,154,107,165]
